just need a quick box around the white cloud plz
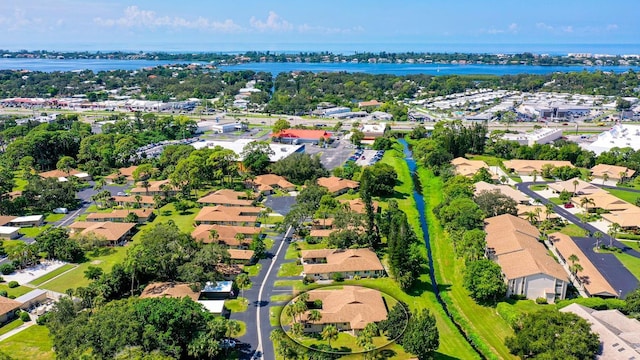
[483,23,518,35]
[606,24,619,31]
[94,6,242,33]
[536,22,554,31]
[562,26,574,33]
[249,11,293,32]
[298,23,364,35]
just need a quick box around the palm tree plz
[225,319,242,339]
[290,322,304,338]
[284,304,298,324]
[545,203,555,221]
[594,231,604,249]
[235,273,250,302]
[93,178,106,191]
[572,179,579,195]
[234,233,246,247]
[134,194,142,208]
[572,263,584,281]
[293,299,308,322]
[568,254,579,266]
[619,171,628,184]
[608,223,621,248]
[209,229,219,244]
[321,324,339,348]
[141,180,150,195]
[307,309,322,324]
[602,173,609,185]
[531,170,538,184]
[580,197,595,214]
[525,211,538,225]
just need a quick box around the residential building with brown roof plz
[591,164,636,182]
[0,297,22,323]
[252,174,296,194]
[516,204,559,221]
[0,216,16,227]
[104,165,139,184]
[451,157,490,177]
[68,221,136,244]
[602,209,640,230]
[39,169,92,181]
[339,198,379,214]
[318,177,359,195]
[572,190,635,212]
[112,195,156,208]
[301,248,385,280]
[300,286,388,335]
[86,208,154,223]
[227,249,255,265]
[503,159,574,176]
[485,214,568,303]
[547,232,617,298]
[130,179,177,196]
[561,303,640,359]
[194,206,262,226]
[191,224,261,248]
[140,282,200,301]
[548,178,601,195]
[197,189,256,207]
[474,181,530,204]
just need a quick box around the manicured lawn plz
[0,325,54,360]
[270,305,283,326]
[18,226,49,238]
[0,319,24,336]
[270,294,292,302]
[28,264,76,286]
[613,251,640,280]
[607,189,640,205]
[244,263,262,277]
[44,213,65,223]
[0,285,33,298]
[418,168,516,359]
[548,197,564,205]
[41,246,128,293]
[277,262,302,277]
[284,244,300,260]
[467,155,504,167]
[85,205,114,213]
[560,224,588,237]
[244,264,262,276]
[148,203,198,234]
[264,238,274,251]
[225,298,248,313]
[297,332,397,354]
[235,320,247,338]
[296,241,327,251]
[530,184,548,191]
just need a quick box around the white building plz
[585,124,640,155]
[191,139,304,162]
[211,122,247,134]
[502,128,563,146]
[323,107,351,116]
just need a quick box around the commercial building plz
[9,215,44,228]
[211,122,247,134]
[191,139,305,162]
[586,125,640,155]
[272,129,331,144]
[0,226,20,239]
[485,214,568,303]
[360,123,387,139]
[502,128,563,146]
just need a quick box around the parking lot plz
[354,150,384,166]
[305,139,354,170]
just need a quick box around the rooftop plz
[273,129,331,140]
[586,124,640,155]
[548,178,601,195]
[591,164,636,180]
[68,221,136,242]
[197,189,255,206]
[302,248,384,275]
[474,181,530,203]
[303,286,388,330]
[451,157,489,177]
[140,282,199,301]
[192,138,304,162]
[317,176,359,194]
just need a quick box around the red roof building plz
[272,129,331,144]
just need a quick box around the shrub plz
[36,312,50,326]
[353,275,361,280]
[295,259,302,266]
[556,297,626,311]
[19,311,30,322]
[535,297,548,304]
[332,272,344,282]
[7,281,19,288]
[302,275,315,285]
[0,263,15,275]
[496,302,524,329]
[0,290,7,297]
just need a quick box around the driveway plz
[264,196,296,216]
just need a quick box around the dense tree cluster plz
[270,153,328,185]
[46,296,239,359]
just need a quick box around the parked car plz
[220,339,236,349]
[52,207,68,214]
[563,203,575,208]
[116,192,127,196]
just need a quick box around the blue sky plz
[1,0,638,52]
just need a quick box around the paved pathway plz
[517,182,640,297]
[230,231,295,360]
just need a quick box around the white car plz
[52,208,68,214]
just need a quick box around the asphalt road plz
[517,182,640,297]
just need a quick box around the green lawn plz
[277,262,302,277]
[18,226,49,238]
[467,155,504,167]
[244,263,262,277]
[613,251,640,280]
[418,168,516,360]
[44,213,65,223]
[264,238,274,251]
[560,224,588,237]
[0,285,33,298]
[270,305,283,326]
[147,203,198,234]
[28,264,76,286]
[548,197,564,205]
[284,244,300,260]
[0,325,54,360]
[530,184,548,191]
[607,189,640,205]
[85,204,114,213]
[270,294,293,302]
[41,246,128,293]
[0,319,24,336]
[236,320,247,338]
[225,298,248,313]
[296,332,397,355]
